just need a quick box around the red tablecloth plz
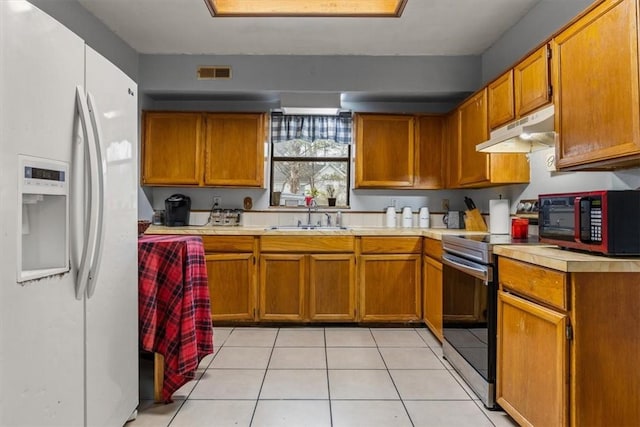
[138,235,213,402]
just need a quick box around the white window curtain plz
[271,114,352,144]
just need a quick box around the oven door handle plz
[442,253,489,282]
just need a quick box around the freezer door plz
[0,2,86,426]
[84,46,139,427]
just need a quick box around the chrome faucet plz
[324,212,332,227]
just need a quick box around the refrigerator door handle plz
[85,92,106,299]
[74,86,100,300]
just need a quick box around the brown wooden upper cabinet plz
[514,44,552,117]
[204,113,265,187]
[354,113,445,189]
[142,112,204,185]
[354,114,415,188]
[488,70,515,130]
[457,90,491,186]
[455,89,530,187]
[414,115,445,189]
[142,111,266,187]
[552,0,640,170]
[488,45,551,131]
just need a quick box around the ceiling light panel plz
[205,0,408,17]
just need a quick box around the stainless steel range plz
[440,234,537,409]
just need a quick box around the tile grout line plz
[248,327,279,427]
[370,328,416,427]
[323,328,334,427]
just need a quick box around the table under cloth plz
[138,234,213,402]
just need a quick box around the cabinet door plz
[204,113,265,187]
[457,90,490,186]
[488,70,515,130]
[414,115,445,189]
[553,0,640,169]
[259,254,305,321]
[514,44,551,117]
[308,254,356,322]
[497,291,568,427]
[423,255,443,341]
[142,112,203,185]
[359,254,421,322]
[205,253,255,321]
[444,111,460,188]
[355,114,415,188]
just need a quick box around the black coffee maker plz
[164,194,191,226]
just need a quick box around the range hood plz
[476,104,556,153]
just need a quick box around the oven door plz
[441,253,495,384]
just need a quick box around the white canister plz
[385,206,397,227]
[419,207,430,228]
[402,206,413,228]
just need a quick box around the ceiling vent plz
[197,66,232,79]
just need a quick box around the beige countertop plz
[145,225,487,240]
[494,245,640,273]
[144,226,640,272]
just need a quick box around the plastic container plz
[402,206,413,227]
[419,207,430,228]
[385,206,397,228]
[511,218,529,239]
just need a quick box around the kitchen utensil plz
[464,196,476,210]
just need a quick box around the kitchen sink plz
[265,225,349,231]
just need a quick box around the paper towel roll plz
[489,199,510,234]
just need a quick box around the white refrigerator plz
[1,1,139,426]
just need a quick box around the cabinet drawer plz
[201,236,255,253]
[423,238,443,259]
[260,236,355,253]
[360,237,422,254]
[498,257,567,310]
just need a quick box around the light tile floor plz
[132,327,518,427]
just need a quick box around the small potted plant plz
[326,184,337,206]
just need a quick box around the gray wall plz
[139,54,480,113]
[481,0,594,84]
[28,0,139,81]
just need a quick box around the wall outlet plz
[442,199,449,210]
[213,196,221,207]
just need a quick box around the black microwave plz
[538,190,640,256]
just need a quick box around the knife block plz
[465,209,488,231]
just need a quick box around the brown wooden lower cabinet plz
[497,290,568,427]
[201,236,257,322]
[309,254,356,321]
[259,253,356,322]
[259,254,306,321]
[205,253,256,321]
[359,254,421,322]
[423,255,443,340]
[497,256,640,427]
